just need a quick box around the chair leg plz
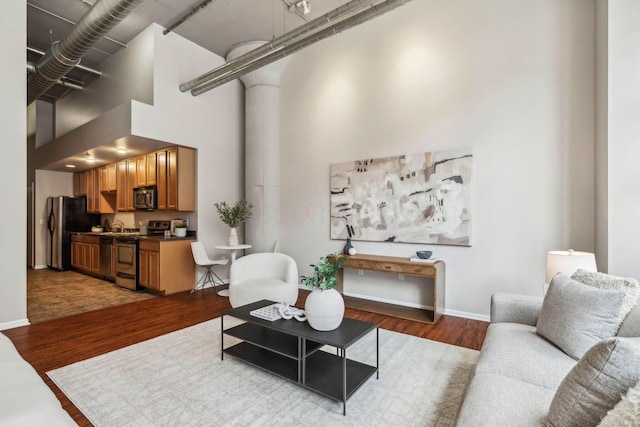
[191,265,226,294]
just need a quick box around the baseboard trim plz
[32,264,48,270]
[0,318,30,331]
[444,309,490,322]
[296,286,490,322]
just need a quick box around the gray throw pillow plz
[598,380,640,427]
[536,273,626,359]
[571,269,640,325]
[546,337,640,427]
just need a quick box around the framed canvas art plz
[330,148,472,246]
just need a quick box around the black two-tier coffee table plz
[221,300,379,415]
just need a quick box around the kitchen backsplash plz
[103,211,197,231]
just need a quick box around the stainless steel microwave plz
[133,186,157,210]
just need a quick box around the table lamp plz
[546,249,597,284]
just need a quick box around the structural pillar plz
[227,42,290,253]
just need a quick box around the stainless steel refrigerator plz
[46,196,101,271]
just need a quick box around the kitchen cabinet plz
[112,145,194,212]
[146,152,157,186]
[71,235,83,268]
[156,150,167,210]
[116,161,127,211]
[73,172,86,196]
[136,155,147,187]
[100,164,117,192]
[84,169,101,214]
[165,146,195,212]
[72,234,100,275]
[138,239,195,295]
[126,159,136,211]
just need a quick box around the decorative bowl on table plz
[416,250,433,259]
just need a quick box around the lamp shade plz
[545,249,597,283]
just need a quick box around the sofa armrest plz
[490,293,544,326]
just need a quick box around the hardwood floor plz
[3,286,488,426]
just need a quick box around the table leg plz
[343,348,347,416]
[376,327,379,379]
[220,315,224,361]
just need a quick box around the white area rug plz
[48,318,478,426]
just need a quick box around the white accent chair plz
[191,242,229,293]
[229,252,299,308]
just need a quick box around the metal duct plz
[26,0,143,105]
[180,0,378,93]
[191,0,411,96]
[27,46,103,76]
[26,62,84,90]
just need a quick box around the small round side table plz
[214,244,252,296]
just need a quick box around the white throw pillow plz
[598,380,640,427]
[537,273,626,360]
[571,269,640,324]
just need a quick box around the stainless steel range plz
[115,236,140,290]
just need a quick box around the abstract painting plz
[330,148,472,246]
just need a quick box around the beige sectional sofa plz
[0,333,76,426]
[456,272,640,427]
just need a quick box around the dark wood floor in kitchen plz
[4,273,489,426]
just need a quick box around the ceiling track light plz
[295,0,311,15]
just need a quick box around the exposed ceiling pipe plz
[27,62,84,90]
[163,0,215,35]
[27,46,103,76]
[180,0,378,93]
[27,2,127,48]
[191,0,412,96]
[26,0,143,105]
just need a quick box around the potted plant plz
[174,222,187,237]
[301,252,349,331]
[215,200,253,246]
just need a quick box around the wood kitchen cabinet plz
[112,145,194,212]
[71,234,100,275]
[84,169,101,214]
[146,152,157,186]
[156,150,167,210]
[73,172,87,196]
[165,146,195,211]
[71,235,83,268]
[126,159,136,211]
[136,155,147,187]
[100,164,117,192]
[138,239,195,295]
[116,161,127,211]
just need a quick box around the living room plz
[2,0,640,425]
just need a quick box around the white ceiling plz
[27,0,348,101]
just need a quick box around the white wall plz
[595,0,609,273]
[55,25,155,137]
[280,0,596,318]
[130,25,244,268]
[0,1,27,330]
[606,0,640,279]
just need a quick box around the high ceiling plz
[27,0,347,102]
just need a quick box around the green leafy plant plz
[301,253,349,291]
[215,200,254,228]
[175,223,187,228]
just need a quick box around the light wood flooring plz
[6,270,489,426]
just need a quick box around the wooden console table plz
[335,254,445,324]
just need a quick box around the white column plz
[227,42,290,253]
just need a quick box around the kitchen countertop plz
[73,232,196,242]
